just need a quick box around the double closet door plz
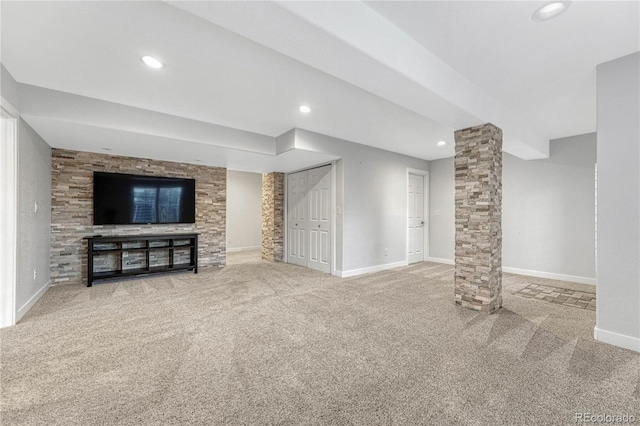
[287,165,332,273]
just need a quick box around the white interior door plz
[307,165,331,273]
[408,173,425,264]
[287,171,308,266]
[286,165,332,273]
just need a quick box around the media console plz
[84,233,198,287]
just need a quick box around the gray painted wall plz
[595,52,640,351]
[226,170,262,250]
[2,64,53,320]
[503,134,596,280]
[429,133,596,281]
[16,119,52,314]
[428,157,455,260]
[294,129,430,273]
[1,63,19,108]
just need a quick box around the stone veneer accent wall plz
[51,149,226,286]
[261,172,284,262]
[454,124,503,313]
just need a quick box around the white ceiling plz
[365,0,640,141]
[1,1,638,171]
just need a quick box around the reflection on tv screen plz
[93,172,196,225]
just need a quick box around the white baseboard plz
[227,246,261,253]
[426,258,595,285]
[427,257,455,265]
[594,326,640,353]
[502,267,596,286]
[337,260,409,278]
[16,280,51,323]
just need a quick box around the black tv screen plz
[93,172,196,225]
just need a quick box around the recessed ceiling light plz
[299,105,312,113]
[141,55,164,69]
[437,141,446,147]
[532,1,570,22]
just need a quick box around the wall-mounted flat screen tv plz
[93,172,196,225]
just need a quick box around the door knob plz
[421,221,424,225]
[318,225,321,228]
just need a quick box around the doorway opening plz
[226,170,263,265]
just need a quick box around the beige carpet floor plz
[1,259,639,425]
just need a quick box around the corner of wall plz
[1,63,19,111]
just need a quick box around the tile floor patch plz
[515,284,596,311]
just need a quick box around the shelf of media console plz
[84,233,199,287]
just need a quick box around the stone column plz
[261,172,284,262]
[454,123,503,313]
